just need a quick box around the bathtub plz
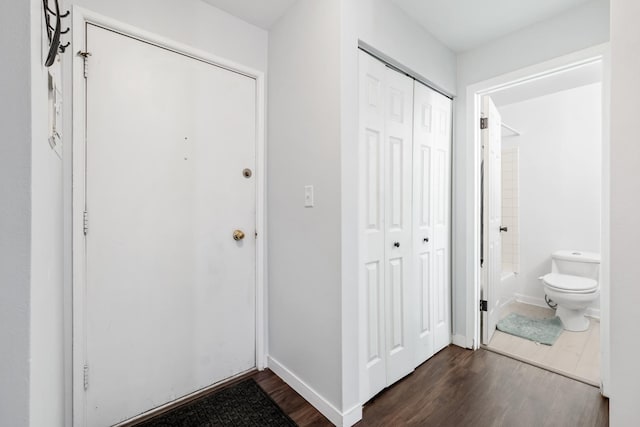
[497,271,518,309]
[501,271,516,281]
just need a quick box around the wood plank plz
[252,370,333,426]
[255,346,607,426]
[134,345,608,426]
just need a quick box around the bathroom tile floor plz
[486,301,600,386]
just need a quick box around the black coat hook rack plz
[43,0,70,67]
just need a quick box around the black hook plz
[43,0,70,67]
[44,0,61,66]
[45,5,69,18]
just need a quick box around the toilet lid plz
[543,273,598,293]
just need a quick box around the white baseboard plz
[586,307,600,320]
[514,293,600,319]
[342,404,363,427]
[451,334,469,348]
[514,293,548,309]
[267,356,362,427]
[498,296,515,310]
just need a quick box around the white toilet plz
[541,250,600,332]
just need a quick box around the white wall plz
[340,0,362,419]
[267,0,345,420]
[610,0,640,423]
[354,0,456,95]
[0,1,32,426]
[454,0,610,341]
[29,0,66,426]
[500,83,602,309]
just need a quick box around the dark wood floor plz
[254,346,609,427]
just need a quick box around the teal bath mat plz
[497,313,563,345]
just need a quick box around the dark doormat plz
[137,379,298,427]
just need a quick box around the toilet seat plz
[542,273,598,294]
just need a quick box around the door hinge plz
[78,51,91,79]
[480,117,488,129]
[480,300,488,312]
[83,210,88,235]
[83,365,89,390]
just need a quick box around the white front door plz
[413,81,452,364]
[82,24,257,426]
[481,95,503,345]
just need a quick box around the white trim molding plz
[69,7,268,426]
[451,334,469,349]
[267,356,363,427]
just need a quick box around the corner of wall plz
[266,0,346,420]
[451,334,469,349]
[268,356,362,427]
[610,0,640,422]
[29,0,66,425]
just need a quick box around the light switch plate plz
[304,185,314,207]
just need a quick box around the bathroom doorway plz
[473,51,607,388]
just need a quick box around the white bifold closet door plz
[359,51,416,401]
[359,50,451,402]
[413,81,452,364]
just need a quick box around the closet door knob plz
[423,237,429,243]
[393,242,400,248]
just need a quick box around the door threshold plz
[481,345,599,388]
[116,367,259,427]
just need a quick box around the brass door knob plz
[233,230,245,241]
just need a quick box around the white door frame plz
[68,7,267,426]
[464,43,610,396]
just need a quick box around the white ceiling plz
[201,0,298,29]
[391,0,592,52]
[201,0,593,51]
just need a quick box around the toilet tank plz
[551,250,600,280]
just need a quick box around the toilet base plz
[556,306,590,332]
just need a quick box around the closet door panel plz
[431,88,453,352]
[359,51,387,401]
[413,82,436,364]
[384,68,415,385]
[418,252,432,338]
[413,82,452,363]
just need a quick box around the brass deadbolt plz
[243,168,252,178]
[233,230,245,241]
